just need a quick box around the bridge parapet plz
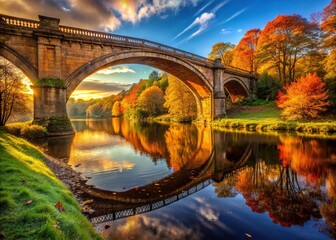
[0,14,214,66]
[0,14,39,28]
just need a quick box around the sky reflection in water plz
[40,119,336,239]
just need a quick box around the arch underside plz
[0,43,37,83]
[224,79,249,100]
[66,51,213,101]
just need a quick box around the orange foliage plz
[276,73,329,120]
[277,136,330,184]
[232,29,260,72]
[321,0,336,48]
[257,15,319,84]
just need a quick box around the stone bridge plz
[0,14,256,135]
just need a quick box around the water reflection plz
[36,119,336,239]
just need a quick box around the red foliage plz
[276,73,329,120]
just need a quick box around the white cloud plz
[173,12,215,40]
[96,66,135,75]
[221,28,231,35]
[173,1,229,43]
[222,7,248,24]
[0,0,203,32]
[113,0,202,24]
[237,28,242,33]
[193,0,215,16]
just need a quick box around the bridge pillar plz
[213,59,226,118]
[33,86,74,136]
[31,16,73,135]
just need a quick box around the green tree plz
[158,73,169,92]
[0,58,31,125]
[137,86,165,117]
[164,75,197,121]
[256,73,280,100]
[208,42,235,65]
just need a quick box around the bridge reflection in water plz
[33,119,336,238]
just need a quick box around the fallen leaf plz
[104,225,110,229]
[245,233,252,238]
[23,199,33,205]
[81,205,91,213]
[55,201,65,212]
[81,199,94,205]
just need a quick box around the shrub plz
[20,125,48,139]
[276,73,329,120]
[3,122,30,135]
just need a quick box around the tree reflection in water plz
[32,119,336,239]
[213,134,336,235]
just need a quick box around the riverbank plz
[213,106,336,135]
[0,131,102,240]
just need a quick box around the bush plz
[3,122,30,135]
[20,125,48,139]
[256,73,280,100]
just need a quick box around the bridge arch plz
[223,77,249,100]
[65,50,213,100]
[0,43,37,83]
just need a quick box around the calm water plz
[38,118,336,239]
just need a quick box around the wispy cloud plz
[222,7,248,24]
[193,0,215,16]
[173,0,229,43]
[221,28,231,35]
[237,28,242,33]
[173,12,215,40]
[96,66,135,75]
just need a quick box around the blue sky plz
[1,0,331,99]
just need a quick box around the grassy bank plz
[213,106,336,135]
[0,132,102,240]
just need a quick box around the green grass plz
[227,106,281,120]
[213,106,336,135]
[0,132,102,240]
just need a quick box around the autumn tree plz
[111,100,122,117]
[256,15,321,85]
[0,58,31,125]
[232,29,261,72]
[321,0,336,49]
[321,0,336,80]
[137,86,165,117]
[276,73,329,120]
[208,42,235,65]
[164,75,197,122]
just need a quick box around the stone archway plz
[65,50,213,120]
[0,43,38,83]
[223,77,249,101]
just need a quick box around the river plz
[36,118,336,239]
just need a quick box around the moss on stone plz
[35,78,66,88]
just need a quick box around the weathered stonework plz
[32,86,74,136]
[0,14,256,135]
